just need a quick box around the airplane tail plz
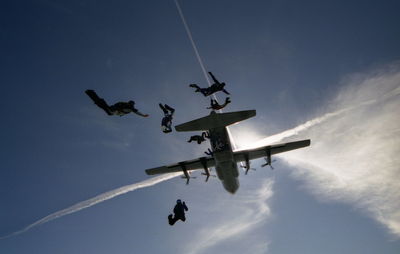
[175,110,256,132]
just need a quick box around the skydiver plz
[168,199,189,226]
[159,103,175,133]
[207,97,231,110]
[85,90,149,117]
[187,132,209,144]
[204,148,213,156]
[208,71,230,95]
[189,84,212,96]
[189,72,230,97]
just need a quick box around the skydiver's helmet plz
[128,100,135,107]
[176,199,182,204]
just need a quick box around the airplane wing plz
[233,139,311,162]
[145,156,216,183]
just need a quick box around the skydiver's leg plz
[208,72,220,84]
[169,214,183,225]
[168,214,178,226]
[85,90,113,115]
[164,104,175,115]
[159,103,168,114]
[85,89,101,102]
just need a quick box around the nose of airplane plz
[223,180,239,194]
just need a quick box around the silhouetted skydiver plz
[208,72,230,95]
[204,148,213,156]
[207,97,231,110]
[187,132,209,144]
[189,72,230,96]
[159,103,175,133]
[168,199,188,226]
[189,84,212,96]
[85,90,149,117]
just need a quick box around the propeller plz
[261,158,276,170]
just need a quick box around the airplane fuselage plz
[209,127,239,194]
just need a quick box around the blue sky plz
[1,0,399,253]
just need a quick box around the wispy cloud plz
[0,173,182,239]
[245,64,400,237]
[185,179,273,254]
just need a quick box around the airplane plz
[145,110,310,194]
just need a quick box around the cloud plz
[0,173,182,239]
[248,63,400,237]
[185,179,273,254]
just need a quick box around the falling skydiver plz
[187,132,209,144]
[168,199,189,226]
[207,97,231,110]
[189,72,230,96]
[85,90,149,117]
[159,103,175,133]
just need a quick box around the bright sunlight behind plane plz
[235,64,400,237]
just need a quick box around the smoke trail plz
[251,65,400,237]
[186,179,274,254]
[174,0,211,86]
[1,173,182,239]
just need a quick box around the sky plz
[0,0,399,253]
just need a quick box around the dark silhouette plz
[168,199,188,226]
[187,132,209,144]
[85,90,149,117]
[189,84,212,96]
[207,97,231,110]
[159,103,175,133]
[204,148,213,156]
[189,72,230,97]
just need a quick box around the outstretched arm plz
[133,110,149,117]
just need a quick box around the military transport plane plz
[145,110,310,194]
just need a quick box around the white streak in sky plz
[186,179,273,254]
[174,0,211,86]
[0,173,182,239]
[242,65,400,237]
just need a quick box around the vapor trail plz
[255,87,398,148]
[1,173,182,239]
[174,0,211,86]
[186,179,274,254]
[174,0,242,162]
[247,65,400,237]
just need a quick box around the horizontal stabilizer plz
[175,110,256,132]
